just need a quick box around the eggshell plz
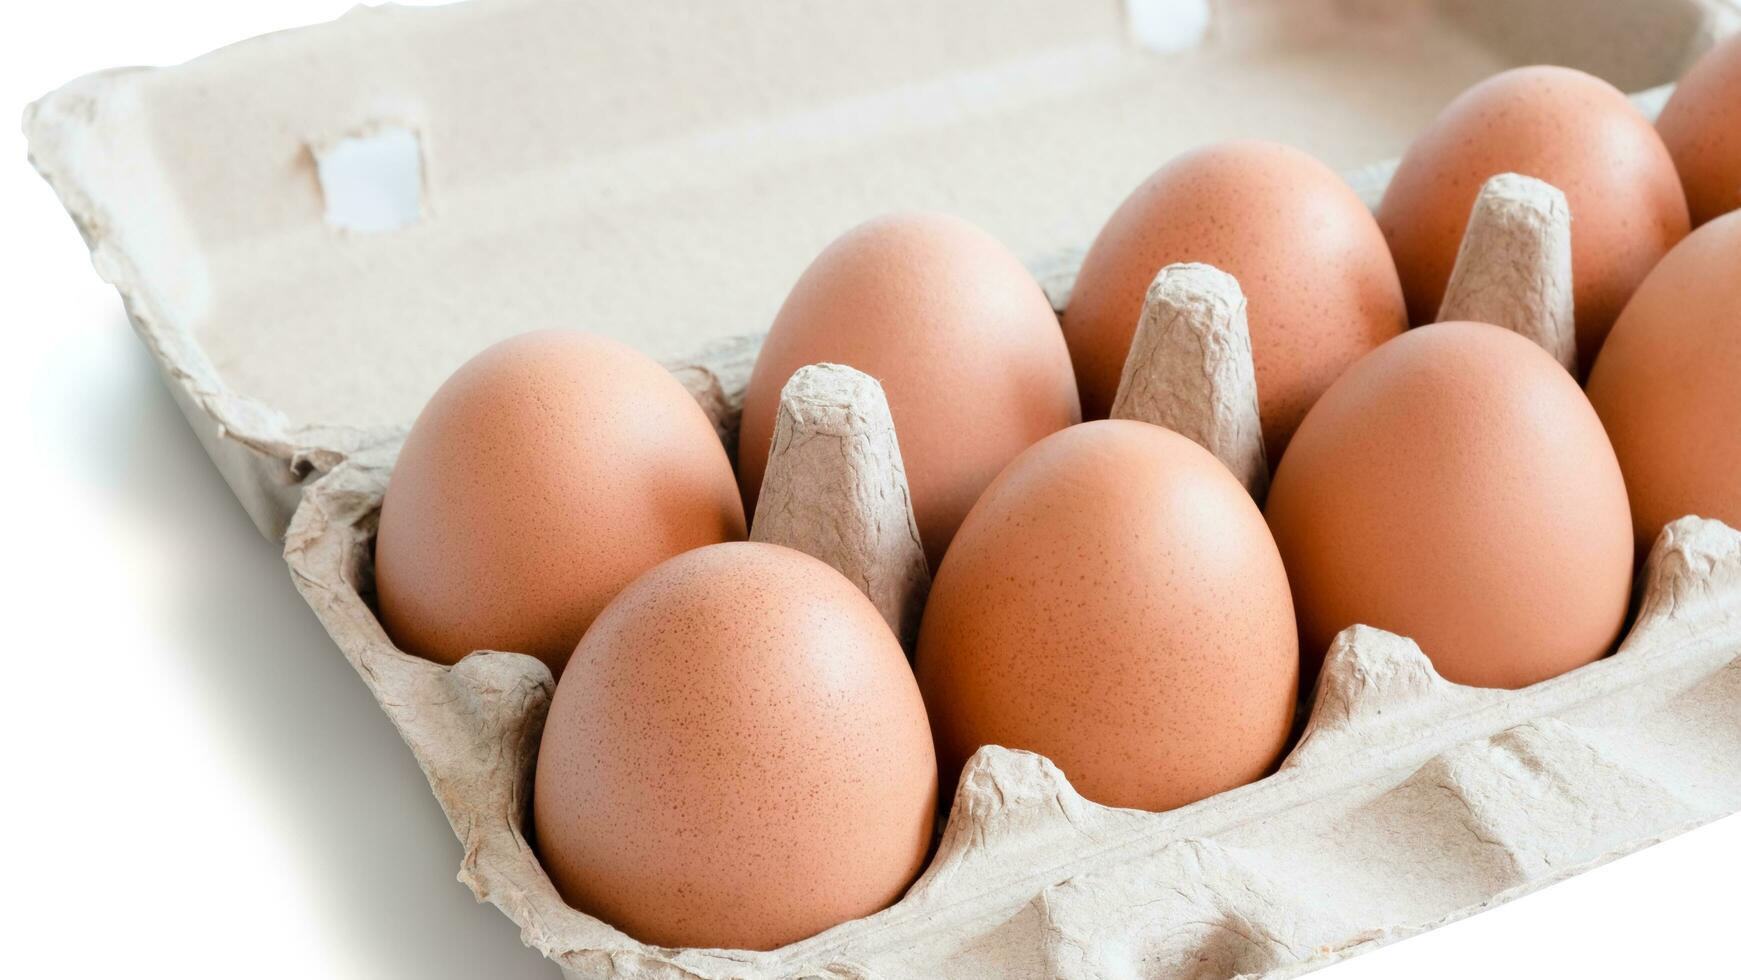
[375,330,745,675]
[532,542,937,951]
[914,419,1298,813]
[1376,66,1689,373]
[1656,33,1741,226]
[738,212,1080,569]
[1586,210,1741,554]
[1265,322,1634,691]
[1061,140,1408,456]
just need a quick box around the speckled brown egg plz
[1657,33,1741,227]
[375,330,745,675]
[738,212,1080,570]
[1587,210,1741,554]
[1377,66,1689,373]
[914,420,1297,812]
[1265,322,1634,691]
[1061,140,1407,457]
[533,542,936,951]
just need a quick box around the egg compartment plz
[23,0,1741,976]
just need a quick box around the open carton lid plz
[23,0,1734,538]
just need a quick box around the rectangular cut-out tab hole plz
[315,127,425,233]
[1125,0,1212,53]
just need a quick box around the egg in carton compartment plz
[20,0,1741,976]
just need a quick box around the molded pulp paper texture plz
[22,0,1741,976]
[749,364,931,652]
[1111,263,1269,497]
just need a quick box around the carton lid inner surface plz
[84,0,1712,431]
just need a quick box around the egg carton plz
[22,0,1741,977]
[277,195,1741,979]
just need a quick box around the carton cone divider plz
[1437,172,1577,371]
[749,362,931,651]
[1110,262,1269,499]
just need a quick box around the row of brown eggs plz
[371,45,1740,953]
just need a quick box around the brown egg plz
[533,542,937,951]
[1265,322,1633,691]
[1657,33,1741,226]
[375,331,745,675]
[738,212,1080,569]
[1586,210,1741,554]
[1062,140,1407,456]
[1377,66,1689,373]
[914,420,1298,813]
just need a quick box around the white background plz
[2,2,1735,977]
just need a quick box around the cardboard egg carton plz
[23,0,1741,976]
